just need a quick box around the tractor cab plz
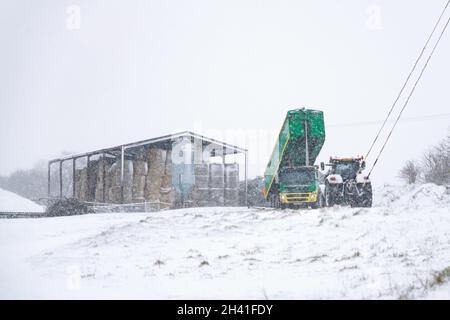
[324,157,366,180]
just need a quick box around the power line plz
[328,113,450,128]
[368,12,450,178]
[364,0,450,160]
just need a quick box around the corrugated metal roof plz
[49,131,247,163]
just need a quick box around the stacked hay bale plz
[224,163,239,206]
[122,160,133,203]
[190,164,210,207]
[75,168,88,201]
[132,159,147,203]
[108,160,133,203]
[87,160,99,202]
[171,163,195,207]
[94,159,110,203]
[94,161,104,202]
[159,150,175,209]
[144,148,166,204]
[209,163,225,206]
[107,162,120,203]
[74,169,81,199]
[104,161,113,203]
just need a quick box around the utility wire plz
[365,0,450,160]
[368,14,450,178]
[328,113,450,128]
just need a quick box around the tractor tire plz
[275,195,281,209]
[325,184,338,207]
[270,194,280,209]
[360,183,373,208]
[269,195,275,208]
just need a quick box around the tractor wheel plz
[275,196,280,209]
[325,184,335,207]
[360,183,373,208]
[270,194,281,209]
[269,195,275,208]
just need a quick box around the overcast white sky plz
[0,0,449,186]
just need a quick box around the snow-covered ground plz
[0,188,44,212]
[0,184,449,299]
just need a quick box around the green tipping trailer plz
[262,108,325,208]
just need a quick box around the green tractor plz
[321,156,372,207]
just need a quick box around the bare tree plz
[399,160,419,184]
[397,130,450,186]
[0,155,76,204]
[421,131,450,185]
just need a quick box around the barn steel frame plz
[47,131,248,206]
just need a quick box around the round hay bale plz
[144,176,162,200]
[194,175,209,188]
[209,163,224,188]
[146,148,166,164]
[190,187,209,201]
[224,163,239,174]
[209,176,224,188]
[160,188,175,209]
[194,164,209,176]
[209,163,224,177]
[147,163,165,178]
[160,174,172,189]
[209,188,224,206]
[224,188,239,200]
[94,159,111,202]
[109,186,122,204]
[225,176,239,188]
[132,175,146,200]
[77,168,88,201]
[133,160,147,176]
[224,163,239,188]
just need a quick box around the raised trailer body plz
[263,108,325,207]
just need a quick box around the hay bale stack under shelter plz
[208,163,225,206]
[190,186,210,207]
[132,160,147,203]
[224,163,239,206]
[189,164,210,207]
[209,188,224,206]
[94,158,112,203]
[209,163,224,189]
[75,168,88,201]
[194,164,209,188]
[87,160,100,202]
[144,148,166,202]
[107,160,133,203]
[159,150,175,209]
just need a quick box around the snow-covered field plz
[0,184,449,299]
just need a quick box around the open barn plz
[47,132,248,211]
